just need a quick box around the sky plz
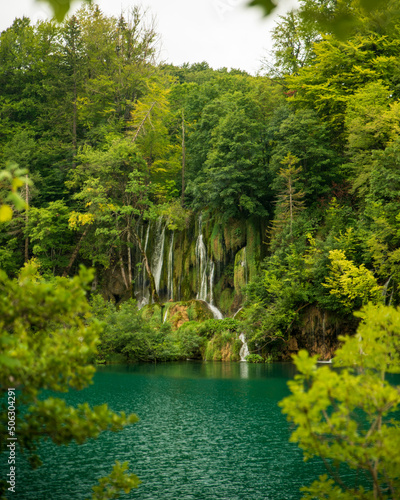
[0,0,299,75]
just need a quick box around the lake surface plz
[13,362,331,499]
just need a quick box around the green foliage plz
[268,107,342,204]
[172,321,205,359]
[266,7,319,76]
[272,153,305,236]
[27,200,74,273]
[245,354,264,363]
[0,263,139,498]
[323,249,383,312]
[280,303,400,499]
[90,461,140,500]
[0,162,29,222]
[244,244,314,342]
[184,75,282,218]
[91,296,178,362]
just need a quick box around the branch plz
[131,102,156,143]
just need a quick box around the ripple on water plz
[13,362,331,500]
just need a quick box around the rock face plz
[283,306,360,360]
[163,300,214,329]
[125,213,267,316]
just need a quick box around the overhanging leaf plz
[36,0,92,22]
[0,204,13,222]
[247,0,278,17]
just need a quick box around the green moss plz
[186,300,212,322]
[246,217,261,282]
[219,288,235,315]
[167,300,214,329]
[202,330,240,361]
[232,338,243,357]
[234,247,248,292]
[224,219,246,253]
[140,303,163,322]
[210,222,224,262]
[188,238,197,268]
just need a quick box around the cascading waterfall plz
[133,214,227,317]
[209,260,215,305]
[137,222,151,309]
[195,215,224,319]
[239,333,250,362]
[195,233,208,301]
[207,260,224,319]
[167,232,174,300]
[152,218,166,293]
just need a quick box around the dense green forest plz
[1,1,400,498]
[2,0,400,360]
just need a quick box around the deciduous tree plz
[280,302,400,499]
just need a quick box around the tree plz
[252,0,400,39]
[27,200,75,274]
[279,302,400,499]
[264,8,319,77]
[65,137,162,302]
[323,249,383,313]
[284,27,400,143]
[0,169,141,498]
[267,108,342,204]
[184,75,281,218]
[0,263,140,498]
[273,153,305,236]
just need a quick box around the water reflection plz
[239,361,249,379]
[97,361,298,381]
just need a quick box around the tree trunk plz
[127,230,133,294]
[119,246,129,290]
[24,174,29,263]
[131,224,160,304]
[72,72,77,160]
[131,102,156,143]
[63,227,89,277]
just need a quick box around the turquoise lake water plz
[10,362,340,499]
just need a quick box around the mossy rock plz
[224,219,246,253]
[234,246,248,293]
[140,303,163,322]
[246,217,261,282]
[210,222,225,263]
[167,300,214,329]
[203,332,240,361]
[219,288,235,316]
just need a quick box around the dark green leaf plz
[247,0,277,16]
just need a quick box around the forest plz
[2,0,400,361]
[1,0,400,498]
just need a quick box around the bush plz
[245,354,264,363]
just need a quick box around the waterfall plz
[152,218,166,293]
[206,302,224,320]
[207,260,224,319]
[195,215,224,319]
[195,233,208,301]
[239,333,250,361]
[209,260,215,305]
[137,222,151,309]
[167,232,174,300]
